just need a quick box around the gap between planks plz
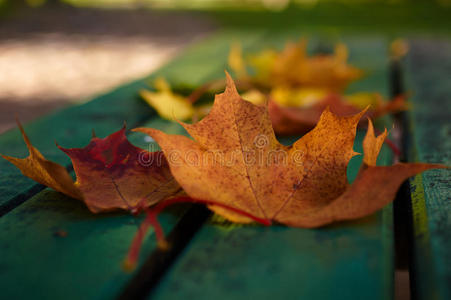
[391,55,413,300]
[118,204,211,300]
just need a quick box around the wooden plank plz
[0,120,185,300]
[0,29,265,212]
[404,39,451,300]
[0,30,267,299]
[150,36,395,300]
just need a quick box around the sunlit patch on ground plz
[0,6,214,133]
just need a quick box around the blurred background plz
[0,0,450,133]
[1,0,450,133]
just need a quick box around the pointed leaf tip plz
[224,71,238,94]
[352,105,370,121]
[363,118,388,167]
[15,119,32,149]
[1,123,83,201]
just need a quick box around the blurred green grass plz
[1,0,451,35]
[212,3,451,35]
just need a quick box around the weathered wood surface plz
[404,39,451,300]
[0,29,266,300]
[150,36,395,300]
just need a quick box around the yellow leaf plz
[228,43,248,78]
[241,89,267,105]
[140,78,194,121]
[271,87,328,107]
[248,49,278,82]
[344,92,381,109]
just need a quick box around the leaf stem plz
[124,196,271,270]
[123,214,152,272]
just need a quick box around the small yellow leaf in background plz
[271,87,327,107]
[248,49,278,82]
[140,77,194,121]
[345,92,382,109]
[241,89,267,105]
[228,43,248,79]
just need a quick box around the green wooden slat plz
[0,119,186,300]
[404,39,451,300]
[150,36,394,300]
[0,29,265,210]
[0,29,268,300]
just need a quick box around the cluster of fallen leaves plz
[141,39,407,135]
[2,72,444,270]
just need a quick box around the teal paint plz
[405,39,451,300]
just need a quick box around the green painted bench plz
[0,29,448,300]
[402,39,451,300]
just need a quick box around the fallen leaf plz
[272,41,363,91]
[58,126,181,212]
[140,77,195,121]
[139,68,401,137]
[269,90,407,135]
[228,43,248,79]
[1,121,82,200]
[247,49,278,84]
[240,88,267,106]
[230,39,363,91]
[2,123,180,213]
[141,78,268,122]
[271,86,327,107]
[135,73,443,228]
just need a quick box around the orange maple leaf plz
[134,73,443,230]
[2,124,180,213]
